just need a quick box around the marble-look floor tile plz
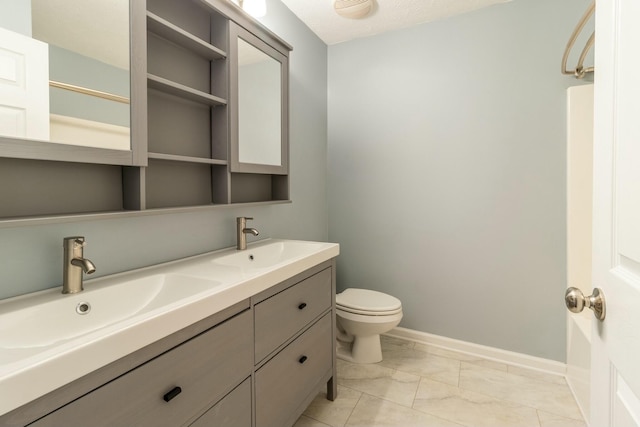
[413,377,540,427]
[413,344,509,372]
[337,359,421,407]
[378,346,461,386]
[538,410,588,427]
[459,362,583,420]
[381,335,416,351]
[303,385,362,427]
[345,394,463,427]
[508,365,567,385]
[294,415,332,427]
[319,337,585,427]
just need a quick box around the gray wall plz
[0,0,31,36]
[49,45,130,127]
[327,0,591,361]
[0,0,328,300]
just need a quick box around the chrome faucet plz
[62,236,96,294]
[236,217,259,250]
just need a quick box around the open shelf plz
[148,152,228,165]
[147,74,227,106]
[145,160,214,209]
[147,12,226,60]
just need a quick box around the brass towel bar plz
[49,80,130,104]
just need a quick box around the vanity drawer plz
[255,268,331,362]
[30,310,253,427]
[189,377,251,427]
[255,313,332,427]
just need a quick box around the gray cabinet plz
[140,0,231,209]
[2,261,337,427]
[255,268,332,363]
[229,22,289,176]
[139,0,292,209]
[256,314,333,427]
[30,309,253,427]
[252,262,337,427]
[190,378,252,427]
[0,0,292,223]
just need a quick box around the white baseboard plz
[385,327,567,377]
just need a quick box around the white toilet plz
[335,288,403,364]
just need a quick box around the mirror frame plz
[229,22,288,175]
[0,0,147,167]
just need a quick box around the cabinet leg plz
[326,376,337,401]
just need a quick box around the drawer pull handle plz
[163,386,182,402]
[299,355,308,364]
[298,303,307,310]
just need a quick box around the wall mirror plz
[238,38,281,166]
[230,23,288,174]
[0,0,130,151]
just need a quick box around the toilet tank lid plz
[336,288,402,312]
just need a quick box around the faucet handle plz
[63,236,86,248]
[73,237,87,248]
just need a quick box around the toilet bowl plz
[335,288,403,364]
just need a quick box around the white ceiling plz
[279,0,512,45]
[26,0,510,67]
[31,0,129,69]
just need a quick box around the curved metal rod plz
[561,0,595,76]
[575,31,595,78]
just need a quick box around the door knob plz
[565,287,606,321]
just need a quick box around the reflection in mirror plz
[0,0,130,150]
[238,38,281,166]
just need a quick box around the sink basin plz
[212,240,328,272]
[0,238,339,417]
[0,274,219,363]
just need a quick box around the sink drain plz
[76,302,91,315]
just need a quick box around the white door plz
[0,26,49,140]
[591,0,640,425]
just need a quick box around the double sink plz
[0,239,339,416]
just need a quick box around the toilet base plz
[336,334,383,364]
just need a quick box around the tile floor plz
[294,336,586,427]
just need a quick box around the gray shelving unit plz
[138,0,293,210]
[140,0,231,209]
[0,0,292,224]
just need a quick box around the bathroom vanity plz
[0,240,338,427]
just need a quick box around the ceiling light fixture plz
[333,0,374,19]
[237,0,267,18]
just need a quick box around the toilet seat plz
[336,288,402,316]
[337,305,403,316]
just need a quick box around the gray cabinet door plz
[255,314,333,427]
[255,268,332,362]
[30,310,252,427]
[189,378,251,427]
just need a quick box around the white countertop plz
[0,239,339,416]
